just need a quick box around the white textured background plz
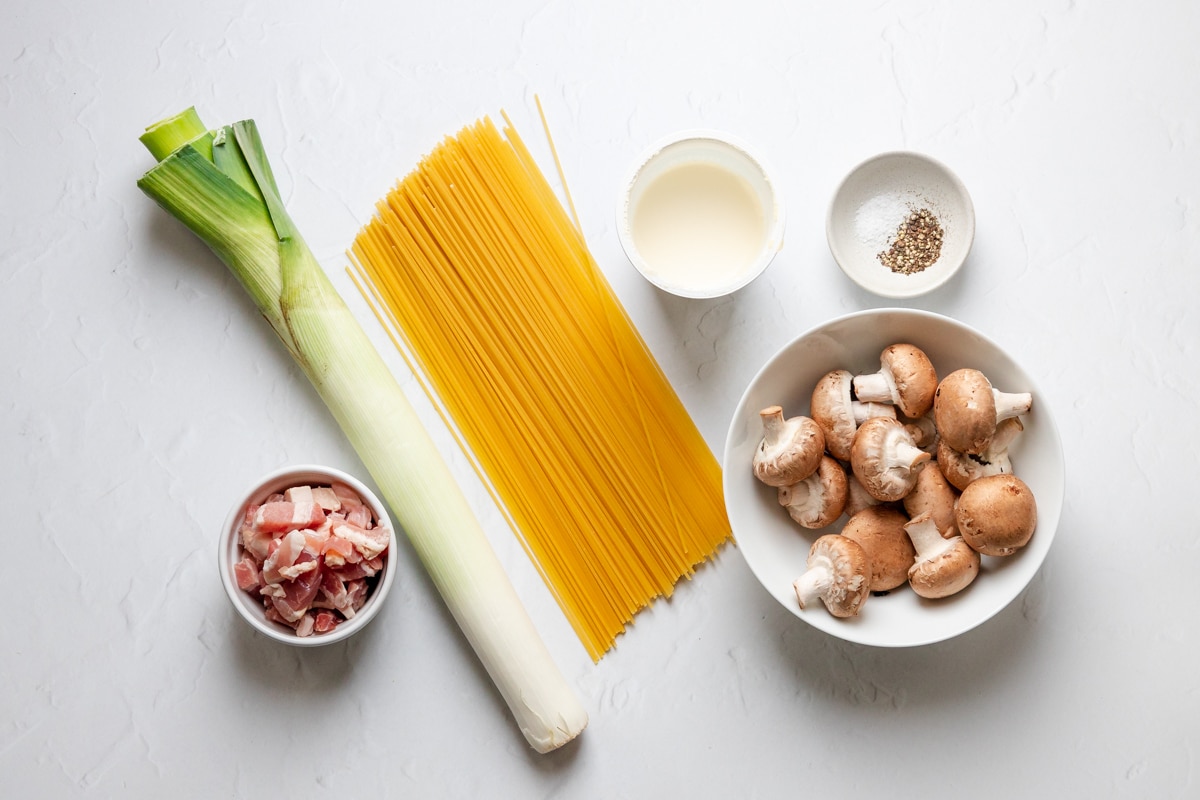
[4,0,1198,796]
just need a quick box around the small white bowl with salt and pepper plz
[826,151,974,299]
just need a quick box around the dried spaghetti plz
[349,114,729,660]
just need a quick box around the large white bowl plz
[723,309,1064,647]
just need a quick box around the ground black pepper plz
[878,207,944,275]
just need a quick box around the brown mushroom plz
[933,369,1032,456]
[792,534,871,618]
[778,456,848,529]
[810,370,858,461]
[850,416,932,502]
[840,506,915,592]
[852,343,939,419]
[955,473,1038,557]
[843,470,883,518]
[937,416,1024,491]
[903,460,960,537]
[902,412,938,453]
[752,406,825,487]
[903,512,980,599]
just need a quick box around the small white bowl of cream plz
[617,131,784,299]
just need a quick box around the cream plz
[629,159,767,294]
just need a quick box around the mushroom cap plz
[933,369,999,455]
[903,460,960,536]
[936,439,985,492]
[907,536,981,599]
[880,343,938,418]
[794,534,871,618]
[850,416,932,502]
[810,370,858,461]
[843,471,883,518]
[955,473,1038,557]
[840,506,915,592]
[752,406,825,487]
[778,456,848,529]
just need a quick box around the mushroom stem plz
[890,440,932,472]
[852,372,896,405]
[903,414,938,450]
[988,415,1024,453]
[759,406,788,447]
[994,389,1032,422]
[777,481,812,508]
[852,401,897,424]
[904,513,953,561]
[793,556,835,610]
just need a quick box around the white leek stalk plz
[137,108,587,752]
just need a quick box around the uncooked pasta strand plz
[350,115,729,660]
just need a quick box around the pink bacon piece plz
[269,557,324,623]
[312,486,342,513]
[294,612,316,637]
[321,532,360,568]
[252,501,326,534]
[233,556,261,592]
[318,569,356,618]
[261,530,308,585]
[314,610,339,634]
[332,521,391,561]
[331,482,365,512]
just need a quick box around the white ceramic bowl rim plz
[826,150,975,299]
[616,128,785,299]
[219,463,398,647]
[723,308,1065,647]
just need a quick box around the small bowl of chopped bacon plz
[219,464,398,646]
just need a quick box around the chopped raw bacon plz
[234,481,390,636]
[301,521,332,554]
[284,485,314,505]
[312,486,342,513]
[270,561,324,622]
[261,530,307,585]
[278,555,319,582]
[332,521,390,560]
[240,520,274,561]
[314,610,339,633]
[346,579,369,613]
[320,533,359,568]
[345,504,372,529]
[233,556,261,592]
[294,612,316,637]
[330,560,370,582]
[318,569,355,618]
[252,501,326,534]
[331,482,365,513]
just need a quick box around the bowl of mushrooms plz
[723,309,1064,647]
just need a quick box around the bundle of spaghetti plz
[349,115,729,661]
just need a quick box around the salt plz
[854,192,919,251]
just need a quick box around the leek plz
[137,108,587,753]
